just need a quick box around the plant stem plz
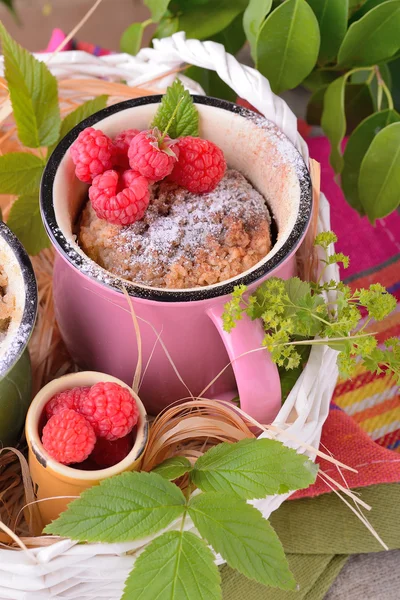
[159,96,184,143]
[279,332,376,347]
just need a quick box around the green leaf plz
[243,0,273,60]
[256,0,320,93]
[177,0,248,40]
[307,0,349,64]
[278,344,311,402]
[191,438,317,499]
[120,21,151,55]
[144,0,171,22]
[321,75,347,173]
[153,13,179,38]
[0,152,44,195]
[358,121,400,221]
[350,0,390,23]
[303,69,340,92]
[342,109,400,213]
[338,1,400,67]
[212,12,247,56]
[306,83,374,129]
[44,471,186,542]
[284,277,312,308]
[48,96,108,156]
[351,65,392,111]
[151,79,199,138]
[188,493,296,590]
[123,530,221,600]
[152,457,192,480]
[0,23,61,148]
[7,194,50,255]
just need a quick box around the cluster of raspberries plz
[70,127,227,226]
[41,382,139,467]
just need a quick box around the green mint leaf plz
[0,23,61,148]
[151,79,199,138]
[152,456,192,480]
[48,95,108,156]
[188,493,295,590]
[0,152,44,195]
[44,471,186,542]
[7,194,50,255]
[123,530,221,600]
[191,438,317,499]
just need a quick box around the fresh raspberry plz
[113,129,140,168]
[77,382,139,441]
[45,387,90,420]
[128,129,179,182]
[42,409,96,465]
[89,169,150,225]
[169,136,226,193]
[91,434,132,468]
[70,127,115,183]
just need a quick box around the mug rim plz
[40,95,312,303]
[0,221,38,377]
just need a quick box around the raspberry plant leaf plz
[44,471,186,542]
[191,438,318,499]
[188,493,296,590]
[7,194,50,255]
[151,79,199,139]
[0,153,44,195]
[0,22,61,148]
[152,456,192,480]
[123,530,222,600]
[48,95,109,156]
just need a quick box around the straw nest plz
[0,71,322,547]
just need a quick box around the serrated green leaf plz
[123,530,221,600]
[189,493,296,590]
[144,0,171,22]
[358,121,400,221]
[321,75,347,173]
[191,438,317,499]
[307,0,348,64]
[7,194,49,255]
[0,23,61,148]
[152,457,192,480]
[151,79,199,138]
[243,0,272,60]
[338,1,400,67]
[284,277,312,308]
[256,0,320,94]
[342,109,400,213]
[177,0,248,40]
[120,21,151,56]
[0,152,44,195]
[48,95,108,156]
[44,471,186,542]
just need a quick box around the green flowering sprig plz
[223,232,399,386]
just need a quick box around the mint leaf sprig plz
[0,25,108,254]
[45,437,318,599]
[151,78,199,138]
[222,231,399,385]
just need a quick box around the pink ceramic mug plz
[40,97,312,423]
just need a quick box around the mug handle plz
[207,304,282,424]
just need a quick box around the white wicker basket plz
[0,33,339,599]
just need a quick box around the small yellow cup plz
[25,371,148,529]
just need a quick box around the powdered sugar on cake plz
[79,169,272,289]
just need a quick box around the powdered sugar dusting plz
[79,170,273,289]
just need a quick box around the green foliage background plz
[122,0,400,223]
